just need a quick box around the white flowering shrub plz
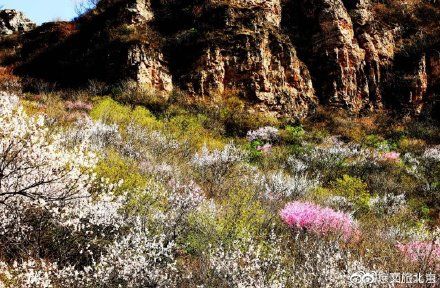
[207,235,288,288]
[262,170,320,199]
[192,143,245,195]
[123,123,182,160]
[287,157,309,173]
[86,223,178,288]
[324,195,355,212]
[153,180,206,242]
[205,233,371,288]
[246,126,279,143]
[290,234,371,288]
[0,94,185,288]
[369,193,406,215]
[422,145,440,162]
[0,94,96,204]
[0,94,107,260]
[0,259,55,288]
[64,117,121,150]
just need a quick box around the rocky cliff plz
[0,9,35,35]
[0,0,438,118]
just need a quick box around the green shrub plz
[281,125,305,145]
[184,189,269,253]
[91,97,161,129]
[217,189,269,240]
[408,198,432,221]
[166,114,224,149]
[333,175,371,212]
[312,175,371,213]
[94,150,147,194]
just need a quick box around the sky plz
[0,0,81,25]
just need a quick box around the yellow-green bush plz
[90,97,161,129]
[333,175,371,211]
[94,149,147,194]
[312,175,371,213]
[217,189,270,240]
[185,189,270,253]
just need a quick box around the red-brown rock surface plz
[0,0,438,118]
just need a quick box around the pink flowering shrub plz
[280,201,358,240]
[381,151,400,162]
[397,241,440,264]
[65,100,93,111]
[256,143,272,153]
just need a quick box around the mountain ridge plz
[0,0,438,119]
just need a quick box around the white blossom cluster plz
[191,143,246,194]
[192,143,245,169]
[246,126,279,142]
[422,145,440,162]
[207,236,288,288]
[87,224,178,288]
[290,234,373,288]
[207,233,372,288]
[123,123,181,160]
[64,117,121,150]
[260,170,320,199]
[324,195,355,212]
[369,193,406,215]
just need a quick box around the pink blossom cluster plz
[397,241,440,263]
[381,151,400,162]
[256,143,272,153]
[65,100,93,111]
[280,201,358,240]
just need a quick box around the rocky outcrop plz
[424,51,440,118]
[409,50,440,117]
[0,9,35,35]
[13,0,173,93]
[347,0,395,108]
[127,43,172,92]
[407,54,428,114]
[171,0,317,118]
[96,0,173,92]
[282,0,395,112]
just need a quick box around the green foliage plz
[247,139,264,161]
[217,189,269,240]
[333,175,371,212]
[281,125,305,145]
[312,175,371,213]
[186,189,270,254]
[363,134,399,152]
[187,189,268,252]
[90,97,161,129]
[166,113,225,149]
[364,134,388,149]
[408,198,432,221]
[94,150,147,194]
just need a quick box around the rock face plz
[117,0,173,92]
[282,0,395,111]
[0,9,36,35]
[170,0,317,118]
[2,0,439,118]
